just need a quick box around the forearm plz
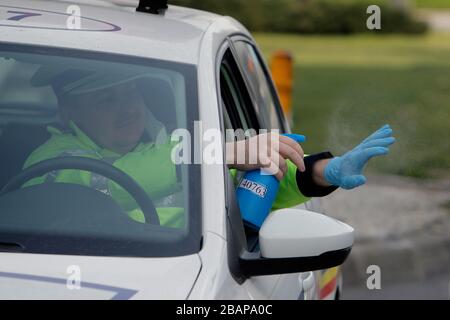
[296,152,338,197]
[312,158,332,187]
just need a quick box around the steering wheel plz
[0,156,160,225]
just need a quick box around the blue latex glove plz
[324,124,396,190]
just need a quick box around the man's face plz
[65,80,147,154]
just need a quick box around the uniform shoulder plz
[23,126,87,169]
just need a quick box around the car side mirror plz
[231,208,354,280]
[259,208,354,259]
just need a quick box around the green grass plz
[416,0,450,9]
[254,33,450,178]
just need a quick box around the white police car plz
[0,0,353,299]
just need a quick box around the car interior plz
[0,77,178,191]
[0,59,189,256]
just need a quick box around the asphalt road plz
[321,175,450,300]
[342,273,450,300]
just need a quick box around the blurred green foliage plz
[416,0,450,8]
[171,0,428,34]
[255,32,450,179]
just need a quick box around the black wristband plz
[296,151,338,197]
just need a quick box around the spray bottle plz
[236,133,306,230]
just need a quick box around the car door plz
[218,47,278,299]
[230,37,343,300]
[231,38,318,300]
[218,40,308,300]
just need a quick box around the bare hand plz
[226,133,305,181]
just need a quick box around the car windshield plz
[0,43,201,257]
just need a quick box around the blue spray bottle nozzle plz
[282,133,306,143]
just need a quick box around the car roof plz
[0,0,231,64]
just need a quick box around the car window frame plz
[215,39,251,283]
[217,38,276,279]
[229,35,289,132]
[219,50,260,134]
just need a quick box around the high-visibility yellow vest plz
[24,122,310,227]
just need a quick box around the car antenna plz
[136,0,168,14]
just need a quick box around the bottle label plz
[239,179,267,198]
